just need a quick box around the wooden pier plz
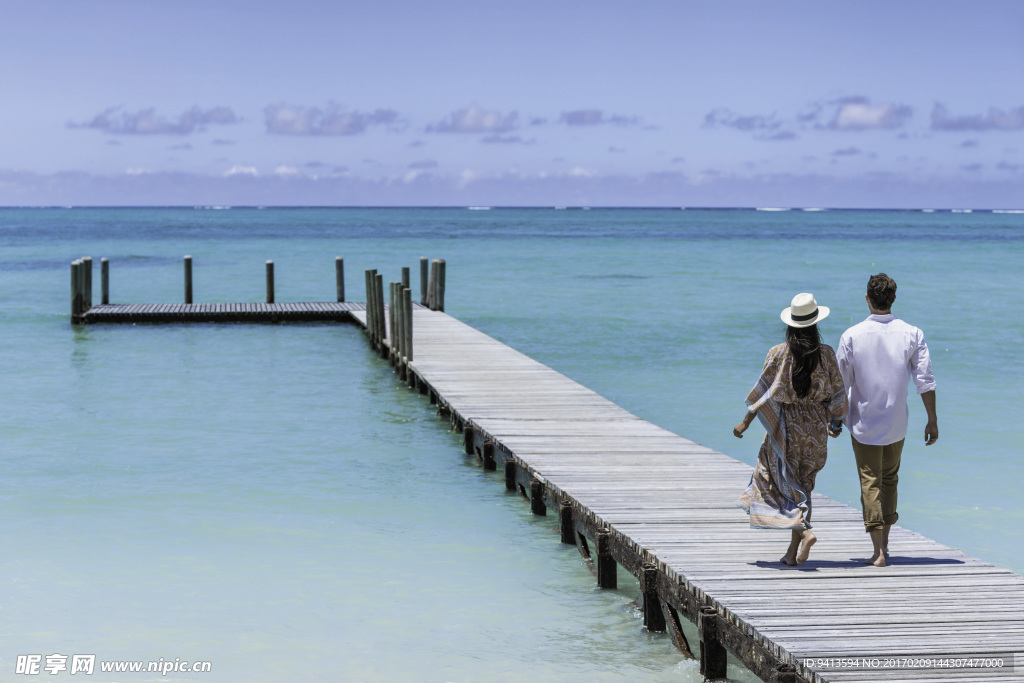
[71,257,1024,683]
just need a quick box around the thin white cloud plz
[427,104,518,134]
[69,106,240,135]
[828,98,912,130]
[560,109,639,126]
[264,103,400,136]
[224,165,258,177]
[931,103,1024,131]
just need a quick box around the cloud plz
[826,97,912,130]
[224,165,258,177]
[427,104,519,134]
[703,109,781,132]
[961,163,984,172]
[931,103,1024,131]
[481,134,534,144]
[264,103,400,135]
[408,160,438,170]
[831,146,862,157]
[560,109,639,126]
[69,106,240,135]
[960,140,980,148]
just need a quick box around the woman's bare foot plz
[795,531,816,564]
[865,552,879,565]
[780,553,797,566]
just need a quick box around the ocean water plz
[1,207,1020,682]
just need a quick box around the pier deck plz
[354,306,1023,683]
[82,301,368,324]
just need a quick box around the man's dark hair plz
[867,273,897,311]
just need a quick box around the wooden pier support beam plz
[335,257,345,302]
[529,479,546,515]
[401,266,410,289]
[559,501,574,544]
[698,606,728,680]
[374,273,387,358]
[642,564,666,633]
[596,528,617,589]
[504,460,516,491]
[265,260,275,303]
[482,440,496,470]
[420,257,428,306]
[388,281,398,364]
[770,663,797,683]
[101,257,109,305]
[184,255,193,304]
[70,260,83,324]
[436,259,445,312]
[82,257,92,310]
[403,286,413,363]
[364,270,375,347]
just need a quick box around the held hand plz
[827,424,841,438]
[733,422,748,439]
[924,420,939,446]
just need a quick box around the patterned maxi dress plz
[737,343,848,530]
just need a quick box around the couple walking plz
[734,274,938,566]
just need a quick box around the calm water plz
[1,207,1021,681]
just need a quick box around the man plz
[837,273,938,567]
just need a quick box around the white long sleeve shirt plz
[837,314,936,446]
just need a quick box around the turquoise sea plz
[1,207,1021,682]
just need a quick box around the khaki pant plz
[851,436,904,532]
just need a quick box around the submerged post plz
[184,255,193,304]
[420,257,428,306]
[698,606,727,679]
[336,257,345,302]
[596,528,617,589]
[559,501,574,544]
[642,564,666,633]
[101,257,109,305]
[266,260,275,303]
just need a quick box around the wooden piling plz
[70,260,83,323]
[482,440,496,470]
[336,257,345,302]
[101,257,109,305]
[388,281,398,364]
[420,257,428,306]
[529,479,546,515]
[436,259,445,312]
[401,266,410,289]
[504,460,516,491]
[771,664,797,683]
[374,273,387,357]
[266,260,275,303]
[596,528,617,589]
[402,286,413,363]
[364,270,375,346]
[427,259,439,310]
[559,501,574,544]
[82,257,92,310]
[463,426,475,455]
[698,606,728,680]
[184,255,193,304]
[642,564,666,633]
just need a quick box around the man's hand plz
[924,420,939,446]
[733,422,749,438]
[827,420,843,438]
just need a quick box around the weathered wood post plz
[420,257,428,306]
[403,286,413,363]
[427,259,438,310]
[504,460,516,491]
[482,440,496,470]
[374,272,387,358]
[101,257,109,305]
[396,283,406,375]
[436,258,445,312]
[771,663,797,683]
[401,266,410,289]
[388,281,398,364]
[559,501,575,544]
[698,606,727,679]
[596,528,617,589]
[82,257,93,311]
[266,260,275,303]
[464,426,475,455]
[364,269,375,346]
[642,564,666,633]
[335,257,345,302]
[184,255,193,304]
[70,260,83,324]
[529,479,546,515]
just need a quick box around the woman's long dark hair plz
[786,324,822,398]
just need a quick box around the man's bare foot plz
[780,553,797,566]
[865,552,879,565]
[870,554,886,567]
[795,531,816,564]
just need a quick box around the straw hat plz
[780,292,829,328]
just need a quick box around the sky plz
[2,0,1024,208]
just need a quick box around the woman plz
[734,293,848,565]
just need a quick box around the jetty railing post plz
[335,257,345,302]
[436,259,445,312]
[70,260,82,323]
[428,259,440,310]
[184,255,193,304]
[101,257,109,305]
[82,257,93,311]
[401,266,410,290]
[420,257,428,306]
[596,528,617,589]
[642,564,666,633]
[266,260,275,303]
[364,270,376,347]
[396,285,407,378]
[530,479,546,515]
[388,281,398,364]
[698,606,727,679]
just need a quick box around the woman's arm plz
[733,410,756,438]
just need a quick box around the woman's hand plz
[733,422,749,438]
